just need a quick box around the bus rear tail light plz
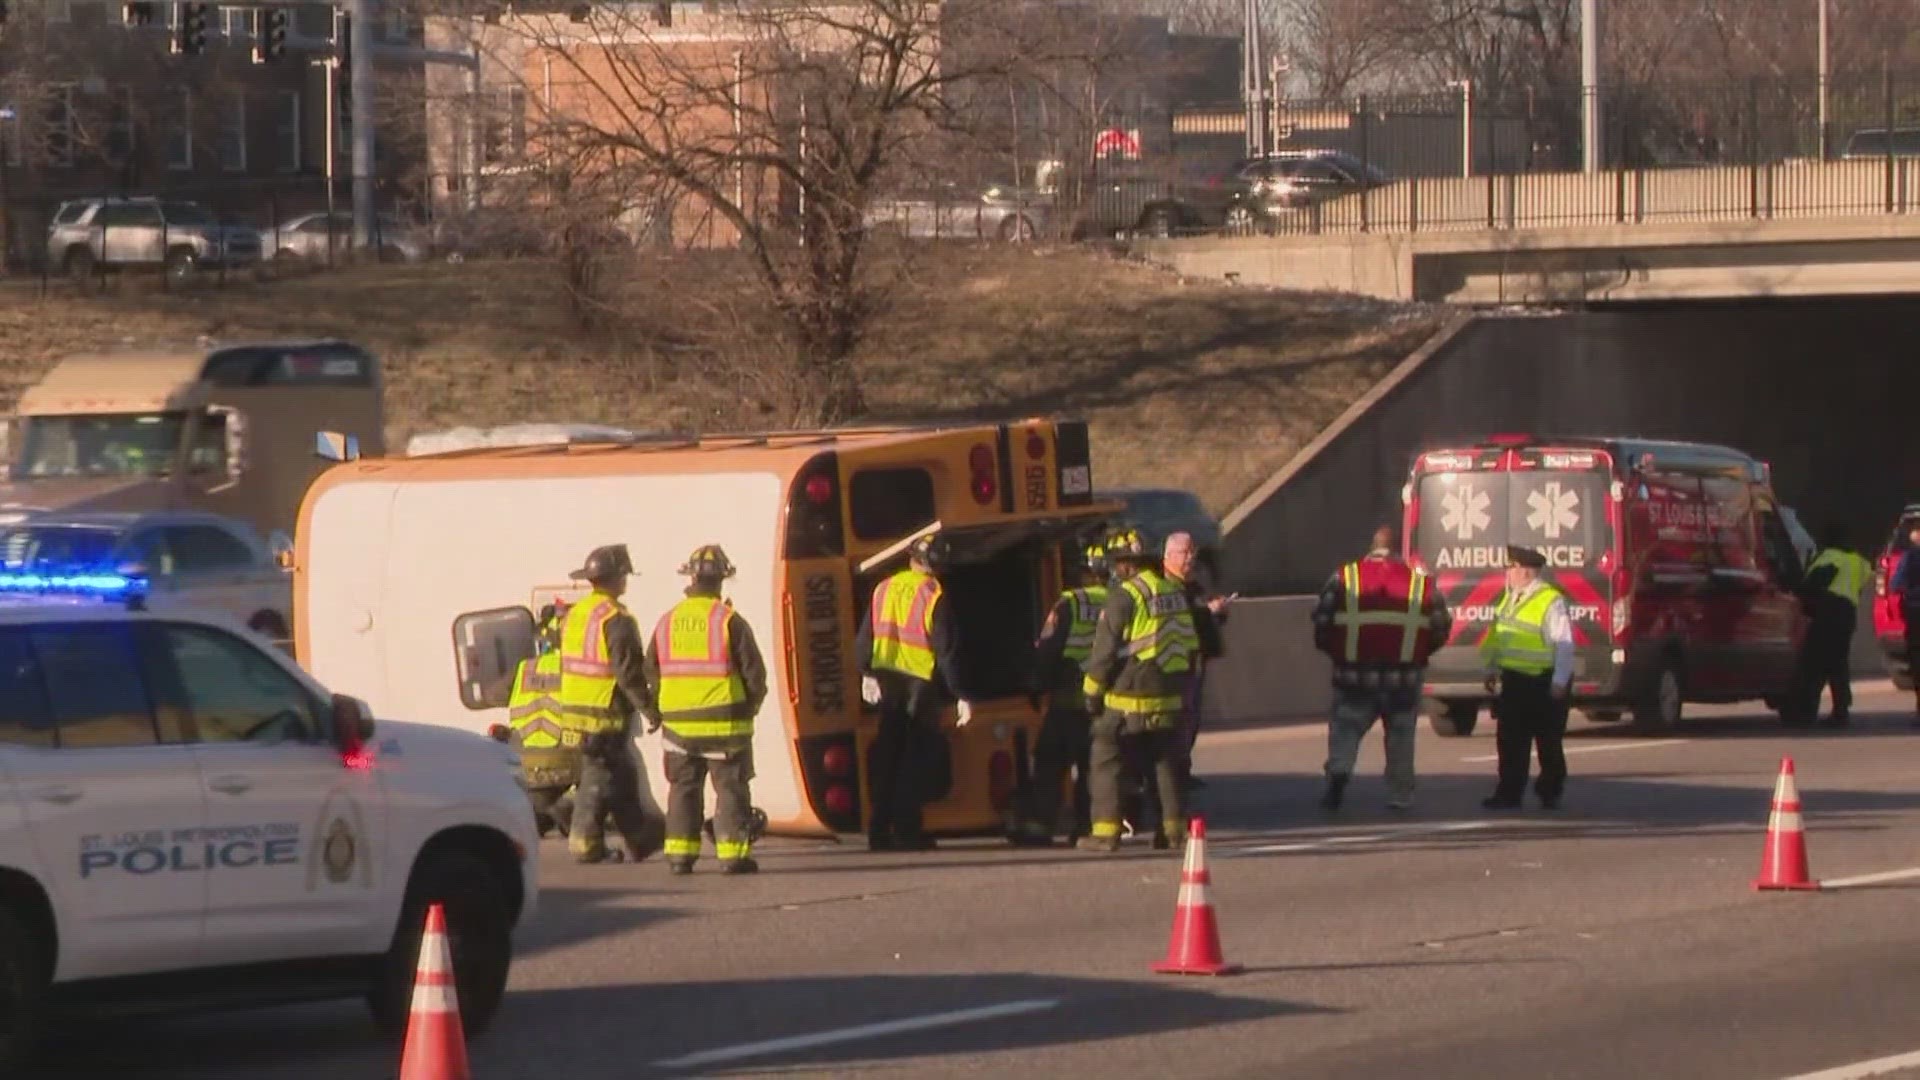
[785,451,844,559]
[798,732,862,833]
[969,444,996,505]
[1025,430,1047,460]
[988,749,1016,812]
[1610,567,1633,644]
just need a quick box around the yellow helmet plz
[678,544,737,579]
[1103,527,1148,560]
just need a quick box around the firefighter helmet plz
[908,532,952,571]
[678,544,737,579]
[1102,527,1149,561]
[568,543,635,583]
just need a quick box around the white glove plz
[861,676,882,705]
[955,699,974,727]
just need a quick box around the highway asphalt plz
[38,685,1920,1079]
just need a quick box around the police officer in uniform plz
[1311,526,1451,811]
[855,533,973,852]
[1791,524,1873,728]
[1080,527,1201,852]
[1480,545,1574,810]
[558,544,665,864]
[1013,539,1110,846]
[644,545,769,876]
[506,603,578,837]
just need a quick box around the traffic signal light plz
[172,2,210,56]
[253,8,289,63]
[122,1,157,26]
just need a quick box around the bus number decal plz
[1024,464,1048,511]
[803,574,844,716]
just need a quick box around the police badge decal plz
[321,818,356,884]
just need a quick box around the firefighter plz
[1080,526,1200,853]
[1479,545,1574,810]
[1311,526,1452,811]
[1013,539,1110,846]
[855,532,972,853]
[506,603,578,837]
[644,545,769,876]
[558,543,665,864]
[1791,524,1874,728]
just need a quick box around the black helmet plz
[678,544,737,579]
[908,533,952,572]
[1103,526,1149,561]
[535,603,564,649]
[569,543,635,583]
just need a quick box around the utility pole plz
[1243,0,1265,158]
[349,0,373,248]
[1581,0,1601,172]
[1818,0,1831,159]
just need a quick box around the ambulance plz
[293,420,1115,839]
[1404,434,1807,736]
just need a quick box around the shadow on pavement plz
[34,971,1333,1079]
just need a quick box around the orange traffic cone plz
[1152,818,1243,976]
[1753,757,1820,891]
[398,903,472,1080]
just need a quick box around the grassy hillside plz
[0,246,1447,514]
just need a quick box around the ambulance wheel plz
[1428,701,1479,738]
[368,847,514,1042]
[1633,660,1684,732]
[0,906,46,1074]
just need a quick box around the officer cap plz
[570,543,636,583]
[679,544,737,579]
[908,532,951,571]
[1506,544,1547,569]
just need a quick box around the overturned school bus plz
[294,420,1117,838]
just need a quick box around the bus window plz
[452,606,536,710]
[941,542,1046,701]
[849,468,936,541]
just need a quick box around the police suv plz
[0,594,539,1069]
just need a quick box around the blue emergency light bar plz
[0,568,150,604]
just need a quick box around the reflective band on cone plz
[1753,756,1821,892]
[399,903,472,1080]
[1152,817,1243,976]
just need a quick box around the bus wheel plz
[1428,701,1479,738]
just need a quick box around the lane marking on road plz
[1777,1047,1920,1079]
[651,998,1062,1070]
[1222,820,1492,857]
[1818,867,1920,890]
[1460,739,1692,763]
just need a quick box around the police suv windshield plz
[12,412,188,480]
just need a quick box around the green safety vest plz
[1479,585,1562,677]
[1085,569,1199,718]
[869,568,941,681]
[508,652,568,749]
[1061,585,1109,663]
[557,592,628,736]
[651,596,752,741]
[1808,548,1871,604]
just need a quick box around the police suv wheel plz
[368,848,513,1041]
[0,907,45,1073]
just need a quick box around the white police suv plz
[0,599,539,1069]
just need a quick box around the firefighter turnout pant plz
[1088,711,1184,845]
[1019,701,1093,840]
[665,742,756,868]
[1325,684,1420,806]
[570,738,663,864]
[868,675,943,846]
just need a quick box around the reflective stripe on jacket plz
[1085,569,1199,719]
[508,652,567,748]
[1062,585,1108,663]
[652,596,752,740]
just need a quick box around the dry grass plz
[0,246,1448,514]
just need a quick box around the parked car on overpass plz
[264,211,429,265]
[865,181,1047,242]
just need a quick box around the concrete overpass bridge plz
[1138,158,1920,304]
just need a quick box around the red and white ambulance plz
[1403,434,1807,736]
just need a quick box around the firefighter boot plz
[1320,774,1349,811]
